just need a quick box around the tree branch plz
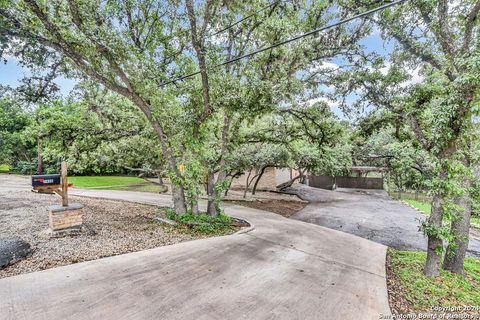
[462,0,480,53]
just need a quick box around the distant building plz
[308,166,387,190]
[230,167,298,191]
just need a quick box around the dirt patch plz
[0,191,230,279]
[226,199,307,217]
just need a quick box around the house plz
[229,167,297,191]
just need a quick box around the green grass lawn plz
[0,164,12,173]
[68,176,168,193]
[388,249,480,310]
[100,183,168,193]
[403,198,431,214]
[69,176,148,188]
[402,197,480,229]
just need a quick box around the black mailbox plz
[32,174,61,187]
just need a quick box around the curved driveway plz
[0,175,390,320]
[286,184,480,258]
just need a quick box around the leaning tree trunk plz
[443,192,471,275]
[224,177,233,196]
[243,169,253,199]
[252,166,267,195]
[424,193,444,277]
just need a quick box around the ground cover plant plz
[164,209,242,235]
[387,249,480,315]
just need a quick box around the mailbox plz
[32,174,61,187]
[32,174,62,193]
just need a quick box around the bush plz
[166,210,235,234]
[13,161,37,175]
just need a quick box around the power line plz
[160,0,408,87]
[209,1,281,37]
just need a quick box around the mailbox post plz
[32,161,83,236]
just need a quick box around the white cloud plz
[2,39,24,62]
[1,53,18,62]
[402,67,423,87]
[306,96,338,109]
[310,61,340,73]
[373,62,423,87]
[378,62,391,76]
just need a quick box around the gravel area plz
[0,190,212,279]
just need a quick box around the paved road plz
[286,184,480,258]
[0,174,390,320]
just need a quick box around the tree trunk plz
[252,166,267,195]
[276,170,303,190]
[207,167,228,216]
[37,137,43,174]
[224,177,233,196]
[243,169,252,198]
[171,184,187,215]
[191,191,199,215]
[299,168,305,184]
[424,193,444,277]
[443,192,471,275]
[185,0,213,130]
[206,171,218,216]
[443,159,477,274]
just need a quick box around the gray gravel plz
[0,190,203,279]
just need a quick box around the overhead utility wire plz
[209,1,281,37]
[160,0,408,87]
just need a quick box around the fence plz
[308,175,384,190]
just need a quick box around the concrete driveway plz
[286,184,480,258]
[0,175,390,320]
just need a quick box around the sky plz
[0,58,76,94]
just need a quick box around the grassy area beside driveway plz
[0,164,12,173]
[68,176,146,188]
[401,197,480,229]
[68,176,167,193]
[387,249,480,315]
